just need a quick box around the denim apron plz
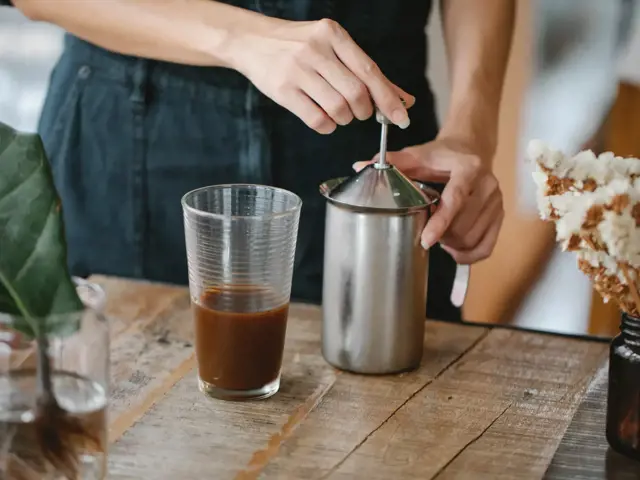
[37,0,461,321]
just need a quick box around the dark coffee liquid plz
[193,286,289,392]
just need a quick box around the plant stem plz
[36,330,54,398]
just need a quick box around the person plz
[3,0,514,322]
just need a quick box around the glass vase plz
[0,278,109,479]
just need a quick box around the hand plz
[231,18,415,134]
[353,138,504,264]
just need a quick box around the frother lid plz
[320,163,438,212]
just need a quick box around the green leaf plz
[0,122,84,338]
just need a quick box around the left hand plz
[353,137,504,264]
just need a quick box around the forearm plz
[438,0,516,163]
[12,0,278,68]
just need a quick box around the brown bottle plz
[606,312,640,460]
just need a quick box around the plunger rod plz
[375,107,391,169]
[378,122,389,168]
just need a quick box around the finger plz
[315,52,374,121]
[354,149,447,180]
[441,210,504,264]
[278,88,337,134]
[441,192,503,251]
[383,148,450,182]
[352,151,423,176]
[390,83,416,109]
[353,151,418,174]
[352,160,373,172]
[300,71,354,126]
[441,176,501,248]
[330,31,410,128]
[421,170,474,249]
[419,148,483,176]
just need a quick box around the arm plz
[12,0,276,68]
[353,1,516,261]
[9,0,412,133]
[438,0,516,163]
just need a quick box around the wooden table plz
[98,275,614,479]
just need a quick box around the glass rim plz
[0,277,106,326]
[181,184,303,221]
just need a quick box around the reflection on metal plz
[320,165,438,213]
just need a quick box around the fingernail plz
[352,162,367,172]
[392,109,410,129]
[421,234,436,250]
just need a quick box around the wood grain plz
[107,310,488,479]
[94,276,610,479]
[92,275,197,442]
[326,330,607,480]
[544,363,640,479]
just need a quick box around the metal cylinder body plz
[321,201,430,374]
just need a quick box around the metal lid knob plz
[375,98,406,125]
[375,108,392,126]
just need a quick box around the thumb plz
[352,160,372,172]
[383,148,426,177]
[421,170,472,249]
[353,149,425,174]
[388,148,450,183]
[353,148,448,182]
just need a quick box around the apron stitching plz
[243,85,263,183]
[130,59,149,278]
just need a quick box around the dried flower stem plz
[583,236,598,251]
[619,262,640,315]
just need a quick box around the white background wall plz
[618,9,640,85]
[425,1,449,124]
[0,8,63,130]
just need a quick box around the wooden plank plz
[544,363,640,479]
[93,276,610,479]
[324,329,608,480]
[90,275,198,442]
[107,312,489,479]
[95,275,189,338]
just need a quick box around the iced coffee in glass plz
[182,184,301,400]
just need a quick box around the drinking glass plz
[0,278,109,479]
[182,184,302,400]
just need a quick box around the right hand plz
[230,18,415,134]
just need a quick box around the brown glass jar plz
[606,312,640,460]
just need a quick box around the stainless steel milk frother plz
[375,105,472,311]
[319,107,441,374]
